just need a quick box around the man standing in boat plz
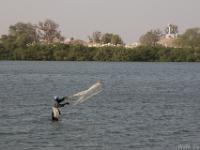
[52,96,69,121]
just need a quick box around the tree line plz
[88,31,124,45]
[0,43,200,62]
[0,20,200,61]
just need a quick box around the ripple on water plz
[0,62,200,150]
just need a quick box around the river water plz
[0,61,200,150]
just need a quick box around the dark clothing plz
[56,97,70,107]
[54,97,70,108]
[52,96,70,121]
[56,97,65,103]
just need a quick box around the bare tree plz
[88,31,102,43]
[37,19,64,43]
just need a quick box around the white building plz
[165,24,178,39]
[125,42,140,48]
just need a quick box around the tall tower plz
[165,24,177,39]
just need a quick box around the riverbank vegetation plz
[0,20,200,62]
[0,43,200,62]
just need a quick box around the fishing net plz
[63,81,102,105]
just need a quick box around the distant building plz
[88,42,123,47]
[125,42,140,48]
[64,38,88,46]
[158,24,178,48]
[88,43,102,47]
[165,24,178,39]
[158,37,176,48]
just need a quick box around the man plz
[52,96,69,121]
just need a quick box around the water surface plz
[0,61,200,150]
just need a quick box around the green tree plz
[175,28,200,48]
[111,34,124,45]
[0,34,17,50]
[139,29,162,47]
[101,33,112,44]
[88,32,124,45]
[101,33,113,44]
[1,22,38,49]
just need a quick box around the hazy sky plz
[0,0,200,43]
